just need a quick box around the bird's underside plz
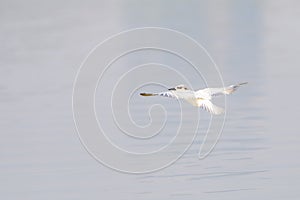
[140,82,247,115]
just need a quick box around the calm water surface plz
[1,0,299,199]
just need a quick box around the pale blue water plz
[1,0,300,199]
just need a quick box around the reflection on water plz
[1,0,299,199]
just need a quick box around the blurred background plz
[1,0,299,199]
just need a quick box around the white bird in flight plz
[140,82,247,115]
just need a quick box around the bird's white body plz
[140,82,247,115]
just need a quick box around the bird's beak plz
[168,88,176,91]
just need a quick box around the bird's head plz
[168,84,189,91]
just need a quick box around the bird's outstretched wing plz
[197,99,224,115]
[140,91,178,99]
[196,82,248,97]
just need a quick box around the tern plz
[140,82,248,115]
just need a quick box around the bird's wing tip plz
[239,82,248,85]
